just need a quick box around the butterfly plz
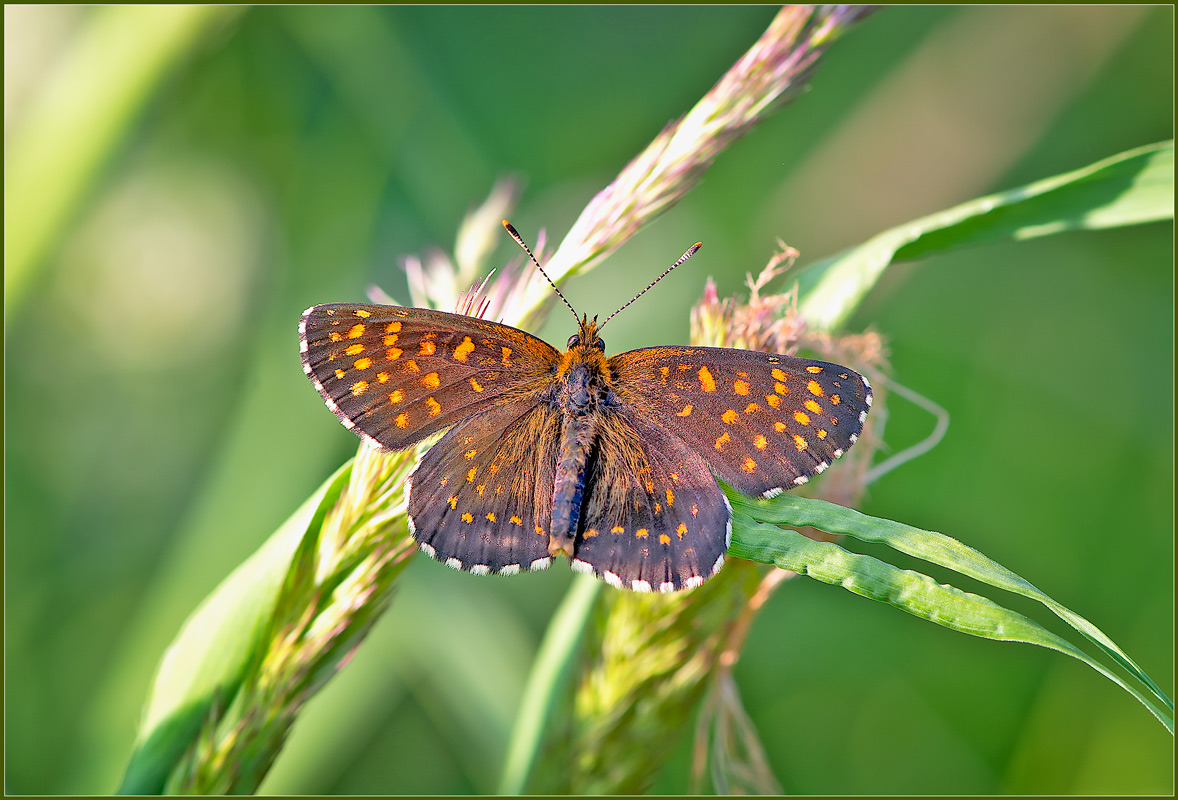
[299,221,871,592]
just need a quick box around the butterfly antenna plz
[502,220,580,325]
[599,241,702,331]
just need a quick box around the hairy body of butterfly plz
[300,304,872,593]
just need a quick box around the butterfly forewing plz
[300,303,561,449]
[609,346,872,498]
[406,399,559,575]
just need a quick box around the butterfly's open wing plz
[300,304,561,449]
[406,397,559,575]
[608,346,872,498]
[571,409,731,592]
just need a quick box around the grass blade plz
[797,140,1174,331]
[726,491,1174,734]
[498,575,602,795]
[118,462,352,793]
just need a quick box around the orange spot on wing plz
[419,341,436,355]
[396,412,409,428]
[386,347,403,361]
[794,411,810,425]
[354,309,371,318]
[384,334,399,346]
[510,515,523,526]
[351,381,368,395]
[354,357,372,370]
[426,397,441,416]
[334,368,346,379]
[743,456,756,473]
[793,434,807,450]
[422,372,440,388]
[745,402,761,414]
[676,522,687,538]
[774,421,786,432]
[386,322,402,333]
[611,526,625,534]
[636,528,649,539]
[831,394,841,405]
[772,368,787,381]
[466,467,477,482]
[806,366,823,373]
[486,512,496,522]
[376,372,389,383]
[345,343,365,356]
[390,389,404,403]
[659,534,671,545]
[501,346,512,365]
[721,409,739,424]
[464,449,477,459]
[774,382,789,395]
[666,488,675,505]
[462,512,473,523]
[453,338,475,361]
[805,399,822,414]
[698,366,716,392]
[754,435,767,450]
[714,432,730,450]
[347,324,365,339]
[470,377,484,392]
[677,404,693,417]
[733,379,750,395]
[817,429,828,439]
[808,380,824,397]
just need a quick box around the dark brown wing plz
[300,303,561,449]
[406,398,559,575]
[608,346,872,498]
[571,407,731,592]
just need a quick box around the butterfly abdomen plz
[549,362,603,558]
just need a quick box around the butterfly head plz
[566,314,605,354]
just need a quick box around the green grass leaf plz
[117,462,352,794]
[498,574,602,795]
[797,140,1174,331]
[725,490,1175,735]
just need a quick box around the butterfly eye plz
[594,337,605,351]
[567,334,581,349]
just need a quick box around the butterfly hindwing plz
[571,407,730,592]
[608,346,872,498]
[300,303,561,449]
[406,397,560,575]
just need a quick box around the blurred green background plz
[4,5,1172,794]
